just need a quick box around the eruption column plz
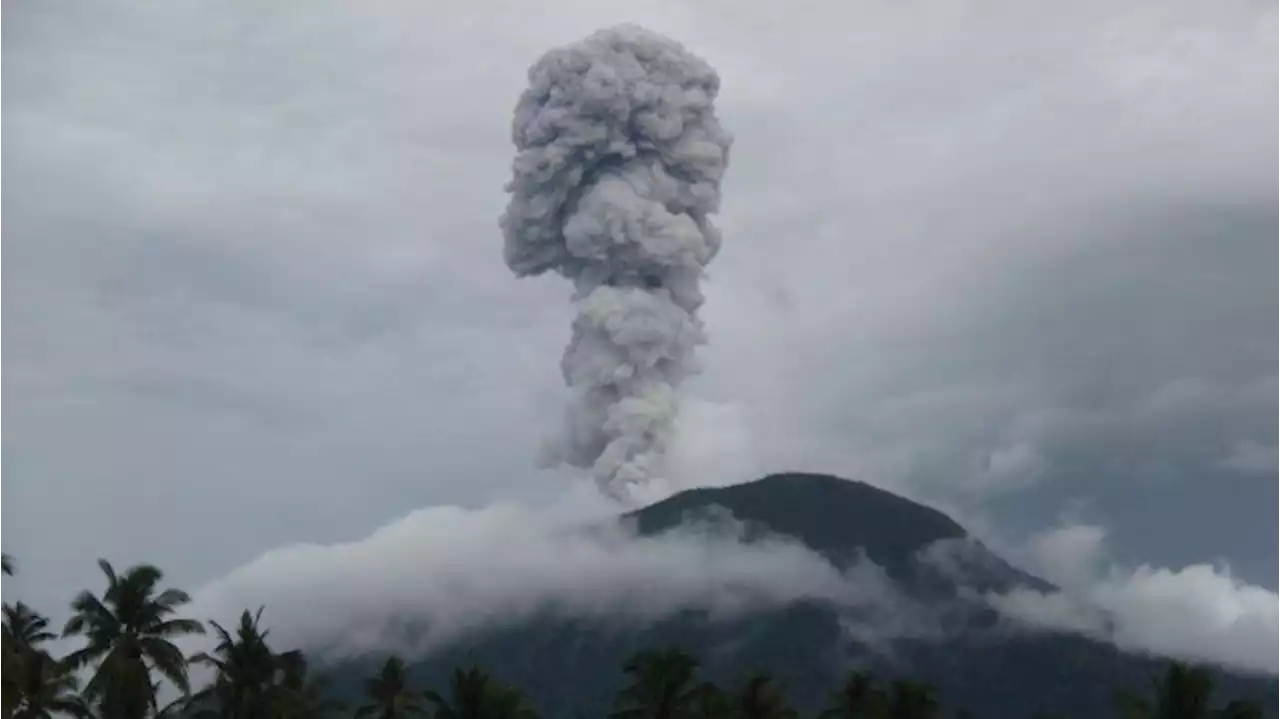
[500,25,733,499]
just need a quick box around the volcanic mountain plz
[330,473,1277,717]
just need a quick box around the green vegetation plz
[0,554,1269,718]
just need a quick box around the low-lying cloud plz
[184,495,902,660]
[988,524,1279,675]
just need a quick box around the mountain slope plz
[328,473,1277,717]
[628,473,965,573]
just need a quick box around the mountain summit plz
[629,473,966,570]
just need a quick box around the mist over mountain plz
[310,473,1276,718]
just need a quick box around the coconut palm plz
[61,559,205,719]
[1114,662,1214,719]
[11,650,92,718]
[1,632,24,716]
[187,607,280,719]
[425,665,538,719]
[610,648,702,719]
[354,655,429,718]
[271,649,346,719]
[4,602,58,655]
[819,671,885,719]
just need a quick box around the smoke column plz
[501,25,733,500]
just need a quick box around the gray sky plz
[3,0,1276,671]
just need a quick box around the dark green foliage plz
[819,671,886,718]
[424,665,539,719]
[10,650,92,718]
[271,650,346,718]
[885,680,941,719]
[187,608,279,719]
[62,559,205,719]
[610,648,703,719]
[3,603,58,655]
[1113,661,1267,719]
[731,673,798,719]
[354,655,430,718]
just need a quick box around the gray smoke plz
[500,25,733,499]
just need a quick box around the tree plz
[885,680,940,719]
[732,674,798,719]
[425,665,539,719]
[4,602,58,656]
[187,607,281,719]
[3,553,15,576]
[10,650,92,719]
[819,671,885,719]
[354,655,429,719]
[271,649,346,719]
[610,648,702,719]
[5,601,69,718]
[1,639,22,719]
[1114,662,1213,719]
[61,559,205,719]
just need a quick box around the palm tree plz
[732,674,798,719]
[885,680,940,719]
[271,650,346,719]
[11,650,92,718]
[610,648,702,719]
[188,607,280,719]
[3,553,16,576]
[61,559,205,719]
[425,665,538,719]
[355,655,429,718]
[819,671,885,719]
[1114,662,1213,719]
[0,639,22,719]
[4,602,58,655]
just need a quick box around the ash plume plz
[500,25,733,499]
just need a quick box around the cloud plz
[3,0,1275,624]
[1218,440,1279,476]
[988,524,1279,675]
[182,496,902,660]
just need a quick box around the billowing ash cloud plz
[500,25,733,499]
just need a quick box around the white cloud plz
[182,495,901,661]
[3,0,1275,623]
[989,524,1279,675]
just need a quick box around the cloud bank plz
[183,497,900,660]
[989,524,1279,675]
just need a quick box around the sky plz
[3,0,1277,674]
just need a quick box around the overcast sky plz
[3,0,1276,671]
